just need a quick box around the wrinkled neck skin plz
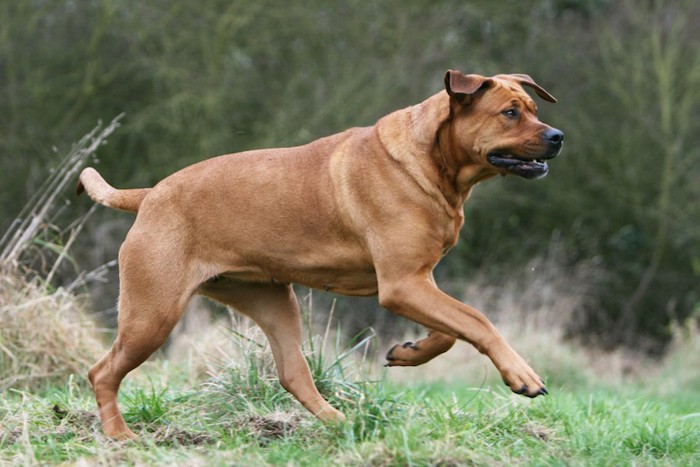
[408,92,498,213]
[434,112,498,207]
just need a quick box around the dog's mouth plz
[487,153,549,180]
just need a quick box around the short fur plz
[78,70,563,439]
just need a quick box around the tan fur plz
[77,168,149,213]
[79,70,563,439]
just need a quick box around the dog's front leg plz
[385,330,456,367]
[378,275,547,397]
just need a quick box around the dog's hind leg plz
[89,241,196,439]
[200,281,345,423]
[385,329,456,367]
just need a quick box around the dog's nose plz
[542,128,564,145]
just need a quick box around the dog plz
[78,70,564,439]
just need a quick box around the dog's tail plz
[76,167,151,213]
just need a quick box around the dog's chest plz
[440,210,465,256]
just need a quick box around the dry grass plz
[163,298,279,390]
[0,267,105,391]
[0,117,122,392]
[659,313,700,394]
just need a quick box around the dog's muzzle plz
[487,127,564,180]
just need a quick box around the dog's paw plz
[384,341,420,367]
[499,356,548,398]
[506,380,549,398]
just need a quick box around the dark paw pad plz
[401,341,418,350]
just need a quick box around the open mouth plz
[487,153,549,180]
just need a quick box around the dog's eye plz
[502,108,519,119]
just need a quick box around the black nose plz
[542,128,564,145]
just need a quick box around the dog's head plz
[444,70,564,180]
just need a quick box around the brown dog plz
[78,70,563,439]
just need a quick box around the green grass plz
[2,302,699,466]
[1,364,698,466]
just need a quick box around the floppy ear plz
[510,74,557,103]
[444,70,493,103]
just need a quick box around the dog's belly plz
[284,268,379,296]
[200,264,379,297]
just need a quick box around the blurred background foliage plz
[1,0,698,351]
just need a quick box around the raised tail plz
[77,168,151,213]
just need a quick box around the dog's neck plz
[428,94,497,205]
[377,91,497,216]
[435,119,497,202]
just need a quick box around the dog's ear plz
[510,74,557,103]
[444,70,493,104]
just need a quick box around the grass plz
[1,294,699,465]
[1,123,699,465]
[1,361,698,465]
[0,269,104,392]
[2,286,697,467]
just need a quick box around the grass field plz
[1,246,699,467]
[1,366,698,465]
[1,312,699,466]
